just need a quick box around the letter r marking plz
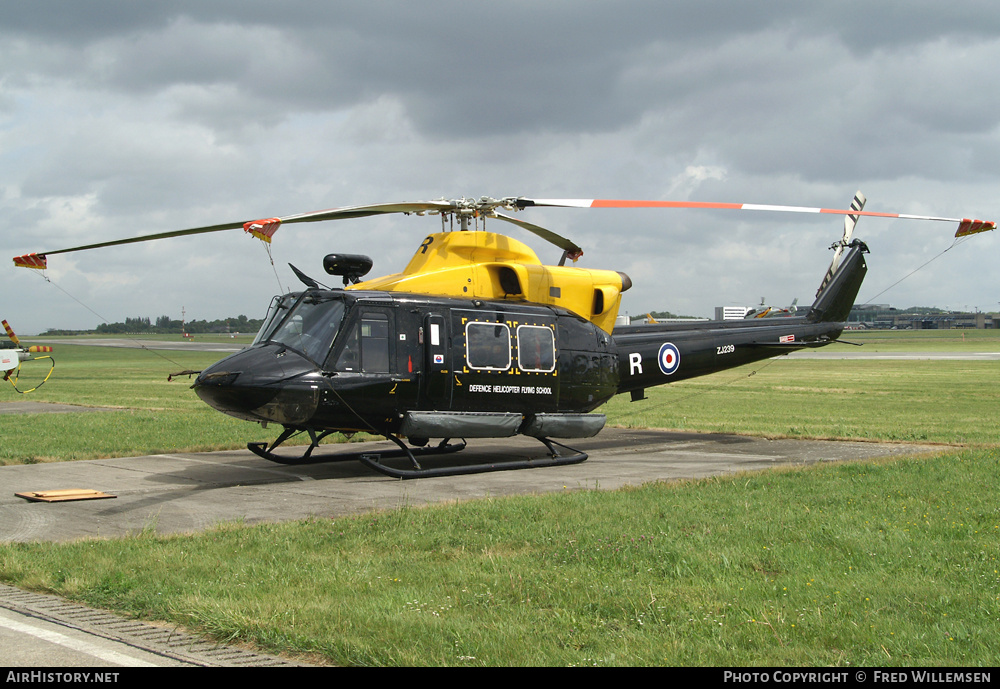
[629,352,643,375]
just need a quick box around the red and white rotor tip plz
[524,198,996,238]
[955,219,996,237]
[12,253,47,270]
[243,218,282,243]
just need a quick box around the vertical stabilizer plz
[807,241,868,323]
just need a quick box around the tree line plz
[42,314,264,336]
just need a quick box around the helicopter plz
[744,297,798,319]
[12,193,995,478]
[2,320,54,393]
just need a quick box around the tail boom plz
[611,241,868,397]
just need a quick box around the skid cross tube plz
[247,425,588,478]
[247,426,468,468]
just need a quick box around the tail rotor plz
[817,191,866,297]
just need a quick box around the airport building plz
[844,305,995,329]
[711,303,996,329]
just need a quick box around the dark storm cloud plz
[8,2,999,150]
[2,2,808,135]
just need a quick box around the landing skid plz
[247,427,588,478]
[358,435,588,479]
[247,428,467,466]
[247,427,347,465]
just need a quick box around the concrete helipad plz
[0,428,942,543]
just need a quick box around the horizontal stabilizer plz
[745,339,834,350]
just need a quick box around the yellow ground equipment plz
[2,320,54,394]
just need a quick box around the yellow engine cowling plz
[352,231,628,333]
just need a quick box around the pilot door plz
[322,306,400,429]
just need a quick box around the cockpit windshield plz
[254,292,347,363]
[253,294,295,346]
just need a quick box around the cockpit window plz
[252,294,296,346]
[259,293,346,363]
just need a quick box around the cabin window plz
[334,325,359,371]
[360,312,390,372]
[516,325,556,373]
[465,322,511,371]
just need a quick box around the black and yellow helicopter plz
[13,193,995,478]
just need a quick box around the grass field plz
[1,331,998,666]
[1,341,310,464]
[603,357,1000,445]
[825,327,1000,352]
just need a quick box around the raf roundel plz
[657,342,680,375]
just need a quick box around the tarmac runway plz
[27,337,244,353]
[0,428,941,543]
[0,401,118,415]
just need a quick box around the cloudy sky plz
[3,1,999,336]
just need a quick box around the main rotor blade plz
[15,193,993,272]
[20,220,249,260]
[277,201,455,224]
[13,201,457,269]
[491,212,584,260]
[517,198,995,236]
